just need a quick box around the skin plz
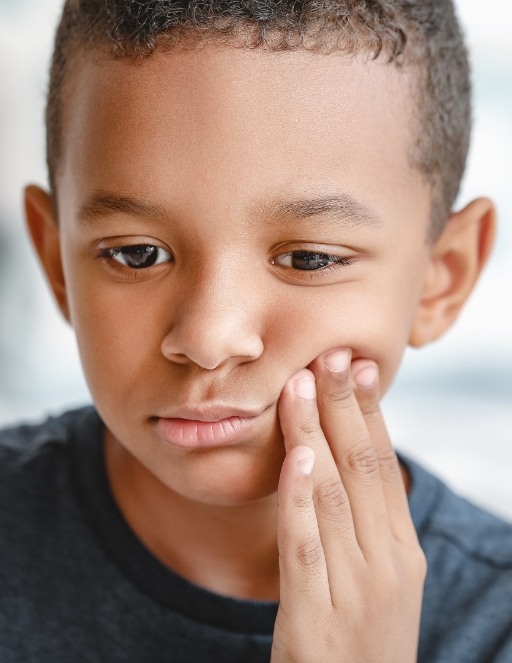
[25,44,495,660]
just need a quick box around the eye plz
[272,250,352,271]
[102,244,173,269]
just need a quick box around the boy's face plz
[51,46,434,505]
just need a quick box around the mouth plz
[151,404,271,449]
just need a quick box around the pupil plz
[123,245,157,269]
[292,252,330,270]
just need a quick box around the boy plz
[1,0,511,661]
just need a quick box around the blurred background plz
[0,1,511,518]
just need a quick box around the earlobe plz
[24,185,71,323]
[409,197,496,348]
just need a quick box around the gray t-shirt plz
[0,406,511,662]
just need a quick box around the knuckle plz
[293,489,312,510]
[393,541,428,584]
[367,561,402,602]
[362,402,381,420]
[378,448,400,478]
[326,382,353,408]
[297,415,320,439]
[344,444,380,478]
[314,476,349,515]
[295,536,324,568]
[376,569,402,606]
[382,567,402,595]
[412,547,428,579]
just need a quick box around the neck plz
[104,432,280,600]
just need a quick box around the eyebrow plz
[263,194,381,228]
[77,191,381,228]
[77,192,170,225]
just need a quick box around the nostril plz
[160,348,190,365]
[160,306,264,370]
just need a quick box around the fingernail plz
[293,377,316,400]
[354,365,378,387]
[324,349,350,373]
[297,448,315,475]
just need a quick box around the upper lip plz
[156,404,268,423]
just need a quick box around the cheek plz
[275,283,419,395]
[66,274,168,400]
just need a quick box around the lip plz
[152,404,268,449]
[154,415,260,449]
[157,405,264,423]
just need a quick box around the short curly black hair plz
[46,0,471,239]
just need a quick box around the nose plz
[160,266,265,370]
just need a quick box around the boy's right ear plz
[24,185,70,324]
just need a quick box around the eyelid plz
[271,247,353,267]
[271,240,354,257]
[96,235,171,249]
[272,250,352,266]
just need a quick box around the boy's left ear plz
[409,197,496,347]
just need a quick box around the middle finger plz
[312,348,391,555]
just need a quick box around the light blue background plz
[0,1,511,518]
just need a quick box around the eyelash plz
[96,245,353,281]
[96,245,173,280]
[271,250,354,279]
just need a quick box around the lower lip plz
[154,415,259,449]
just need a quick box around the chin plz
[160,445,286,507]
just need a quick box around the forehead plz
[58,45,429,230]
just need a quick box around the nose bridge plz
[162,255,264,369]
[189,264,245,328]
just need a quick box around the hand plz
[271,349,427,663]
